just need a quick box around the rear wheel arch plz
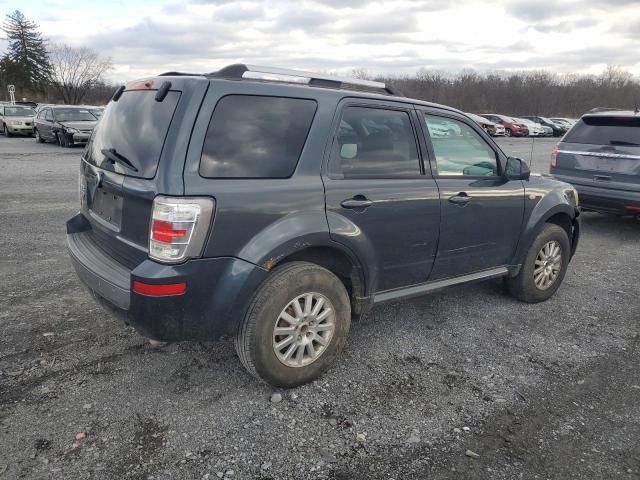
[269,246,368,317]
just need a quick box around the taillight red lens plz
[551,144,559,168]
[148,196,215,264]
[133,281,187,296]
[151,220,187,243]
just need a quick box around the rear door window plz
[329,106,420,178]
[85,90,181,179]
[564,117,640,145]
[200,95,317,178]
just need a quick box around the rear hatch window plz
[85,90,180,179]
[564,116,640,146]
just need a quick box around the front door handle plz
[448,192,471,205]
[341,196,373,209]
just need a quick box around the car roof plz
[582,109,640,119]
[158,64,463,117]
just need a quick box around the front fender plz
[511,186,578,269]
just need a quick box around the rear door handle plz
[341,196,373,209]
[448,192,471,205]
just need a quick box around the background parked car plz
[551,117,577,128]
[480,114,529,137]
[466,112,501,136]
[85,105,105,119]
[515,117,545,136]
[33,105,98,147]
[550,109,640,219]
[0,104,35,137]
[523,116,568,137]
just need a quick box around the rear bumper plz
[66,213,268,341]
[554,179,640,215]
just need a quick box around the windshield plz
[54,108,97,122]
[4,106,35,117]
[90,108,104,118]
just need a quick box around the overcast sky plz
[2,0,639,82]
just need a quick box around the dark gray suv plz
[551,110,640,219]
[67,65,581,387]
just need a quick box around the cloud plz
[21,0,640,81]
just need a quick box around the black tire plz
[59,133,72,147]
[0,123,4,135]
[506,223,570,303]
[5,125,13,137]
[235,261,351,388]
[35,129,45,143]
[505,128,512,137]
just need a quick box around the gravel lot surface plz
[1,135,638,480]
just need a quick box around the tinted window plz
[330,107,420,178]
[85,90,181,179]
[424,114,498,176]
[200,95,317,178]
[564,116,640,145]
[45,109,53,121]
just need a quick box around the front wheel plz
[506,224,570,303]
[35,129,45,143]
[235,262,351,388]
[505,128,512,137]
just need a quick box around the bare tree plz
[49,43,112,104]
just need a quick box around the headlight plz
[66,128,79,134]
[8,120,21,126]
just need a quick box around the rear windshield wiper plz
[609,140,640,146]
[101,148,139,172]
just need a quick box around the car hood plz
[59,121,97,130]
[4,116,34,123]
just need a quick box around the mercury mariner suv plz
[67,65,581,387]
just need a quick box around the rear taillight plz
[551,144,559,168]
[149,196,215,263]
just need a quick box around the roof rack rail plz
[208,64,403,96]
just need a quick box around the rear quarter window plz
[564,117,640,145]
[199,95,317,178]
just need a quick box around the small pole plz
[8,85,16,105]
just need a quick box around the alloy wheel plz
[534,240,562,290]
[272,292,335,368]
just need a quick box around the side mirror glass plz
[506,157,531,180]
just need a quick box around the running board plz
[373,267,509,304]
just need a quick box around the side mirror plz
[505,156,531,180]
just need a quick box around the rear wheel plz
[506,224,570,303]
[235,262,351,388]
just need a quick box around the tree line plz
[376,66,640,117]
[0,10,113,105]
[1,9,639,115]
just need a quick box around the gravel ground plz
[0,135,639,480]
